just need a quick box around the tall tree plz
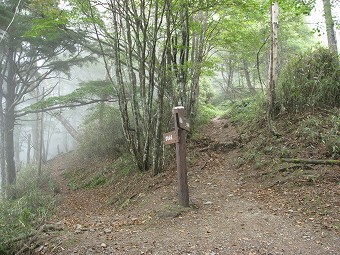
[69,0,221,174]
[0,0,92,186]
[267,1,279,135]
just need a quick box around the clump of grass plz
[196,103,224,126]
[111,153,136,176]
[296,110,340,158]
[0,166,57,254]
[82,174,106,189]
[226,95,267,129]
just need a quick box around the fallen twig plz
[280,158,340,165]
[14,223,64,255]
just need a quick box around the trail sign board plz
[178,116,190,131]
[163,131,179,145]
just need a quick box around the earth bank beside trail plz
[39,117,339,255]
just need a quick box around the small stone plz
[203,201,213,205]
[35,245,44,252]
[101,243,107,248]
[104,228,112,234]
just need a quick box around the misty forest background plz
[1,0,338,185]
[0,0,339,184]
[0,0,340,251]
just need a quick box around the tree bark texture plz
[0,55,6,189]
[322,0,338,56]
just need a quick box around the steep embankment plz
[37,117,339,255]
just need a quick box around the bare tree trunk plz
[4,45,17,185]
[220,58,235,100]
[227,60,234,94]
[322,0,338,56]
[53,112,80,142]
[267,2,279,129]
[0,59,6,190]
[152,0,171,175]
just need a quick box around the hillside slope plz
[37,117,339,255]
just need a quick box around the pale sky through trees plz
[307,0,340,50]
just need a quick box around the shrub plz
[196,103,223,126]
[0,166,57,254]
[227,95,267,128]
[278,47,340,112]
[296,110,340,158]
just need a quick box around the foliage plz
[226,95,267,128]
[296,110,340,158]
[195,103,223,126]
[278,47,340,112]
[0,166,57,254]
[111,153,137,177]
[24,80,115,112]
[77,105,127,159]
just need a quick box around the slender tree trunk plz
[0,64,6,190]
[267,2,279,125]
[27,134,31,164]
[4,46,16,185]
[189,11,208,120]
[227,60,234,94]
[243,59,256,95]
[179,5,190,107]
[53,112,80,142]
[14,126,21,172]
[38,89,44,176]
[32,88,40,162]
[322,0,338,56]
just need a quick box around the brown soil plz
[34,118,339,255]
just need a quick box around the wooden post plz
[172,106,189,207]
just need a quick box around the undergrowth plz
[0,166,57,254]
[77,105,127,159]
[225,95,266,130]
[63,153,136,191]
[278,47,340,112]
[196,103,223,126]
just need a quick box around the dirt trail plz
[45,119,340,255]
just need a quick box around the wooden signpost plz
[163,106,190,207]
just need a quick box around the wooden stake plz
[173,106,189,207]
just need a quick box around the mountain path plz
[44,118,340,255]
